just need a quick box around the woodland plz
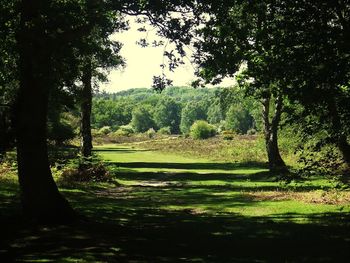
[1,1,350,262]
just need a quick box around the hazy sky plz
[100,18,235,92]
[100,19,194,92]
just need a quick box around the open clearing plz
[1,144,350,262]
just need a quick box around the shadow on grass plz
[1,198,350,262]
[107,161,268,170]
[1,147,349,262]
[108,168,333,191]
[1,176,350,262]
[93,148,151,153]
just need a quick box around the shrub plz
[98,126,112,135]
[60,164,111,183]
[91,128,100,137]
[190,120,216,140]
[158,126,171,135]
[221,130,236,140]
[247,128,257,135]
[146,128,156,138]
[59,156,111,183]
[114,125,134,137]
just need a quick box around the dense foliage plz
[190,120,216,140]
[92,86,258,135]
[1,0,349,225]
[92,87,260,134]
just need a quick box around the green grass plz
[1,143,350,262]
[92,144,350,222]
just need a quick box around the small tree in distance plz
[131,106,156,133]
[154,97,181,134]
[180,102,207,134]
[190,120,216,140]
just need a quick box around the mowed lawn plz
[1,144,350,262]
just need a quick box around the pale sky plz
[100,17,235,92]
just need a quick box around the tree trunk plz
[80,61,93,158]
[327,98,350,167]
[15,0,76,223]
[262,95,287,172]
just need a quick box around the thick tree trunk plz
[262,95,287,172]
[15,0,76,223]
[80,62,93,158]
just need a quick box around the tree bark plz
[262,95,287,172]
[14,0,76,223]
[80,61,93,158]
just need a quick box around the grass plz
[93,144,350,219]
[1,141,350,262]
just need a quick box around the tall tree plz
[190,1,289,171]
[77,15,125,157]
[2,0,198,222]
[80,60,94,157]
[12,0,125,222]
[14,0,76,222]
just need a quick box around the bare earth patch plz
[246,191,350,205]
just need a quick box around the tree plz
[191,1,290,171]
[92,98,133,129]
[47,88,77,146]
[207,101,223,125]
[225,104,254,134]
[77,19,125,157]
[131,105,156,133]
[14,0,78,222]
[10,0,129,222]
[0,0,18,158]
[268,1,350,168]
[180,101,207,134]
[2,0,200,222]
[154,97,181,134]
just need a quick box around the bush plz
[91,128,100,137]
[190,120,216,140]
[114,125,134,137]
[247,128,257,135]
[221,130,236,140]
[158,126,171,135]
[146,128,156,138]
[60,164,111,183]
[59,156,111,183]
[98,126,112,135]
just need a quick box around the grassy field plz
[1,141,350,262]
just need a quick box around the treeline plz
[92,86,260,136]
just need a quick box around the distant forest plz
[92,86,260,135]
